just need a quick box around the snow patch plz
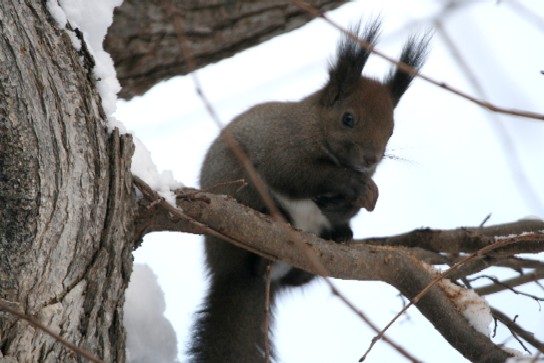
[46,0,185,200]
[46,0,122,119]
[124,264,180,363]
[421,263,492,336]
[518,215,544,222]
[495,229,544,241]
[132,137,184,205]
[439,277,492,336]
[46,0,67,28]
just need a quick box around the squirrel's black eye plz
[342,112,354,128]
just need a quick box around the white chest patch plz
[273,194,331,234]
[269,193,331,282]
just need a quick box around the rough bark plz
[105,0,346,99]
[0,1,134,361]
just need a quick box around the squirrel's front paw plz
[321,224,353,243]
[355,178,379,212]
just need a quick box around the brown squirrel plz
[189,19,429,362]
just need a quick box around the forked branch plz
[133,179,544,362]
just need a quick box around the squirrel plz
[189,19,429,362]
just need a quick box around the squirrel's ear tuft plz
[320,18,381,107]
[386,32,431,107]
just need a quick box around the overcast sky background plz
[114,1,544,361]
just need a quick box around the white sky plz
[113,0,544,362]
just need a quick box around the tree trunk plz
[0,1,134,361]
[105,0,346,99]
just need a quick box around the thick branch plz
[105,0,345,99]
[133,184,544,362]
[356,221,544,255]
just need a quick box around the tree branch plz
[133,181,544,362]
[474,271,544,296]
[105,0,346,99]
[492,308,544,354]
[356,221,544,254]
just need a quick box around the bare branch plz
[325,280,422,363]
[289,0,544,122]
[474,271,544,297]
[493,258,544,271]
[105,0,345,98]
[131,182,544,362]
[355,221,544,254]
[492,308,544,354]
[447,257,544,282]
[360,233,539,361]
[434,17,544,215]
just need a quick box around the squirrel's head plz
[317,19,429,174]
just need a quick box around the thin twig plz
[359,234,539,361]
[480,213,492,227]
[324,280,422,363]
[135,176,276,260]
[0,302,105,363]
[449,256,544,282]
[435,19,544,215]
[473,272,544,299]
[160,0,281,223]
[511,327,532,355]
[495,258,544,271]
[290,0,544,122]
[492,308,544,354]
